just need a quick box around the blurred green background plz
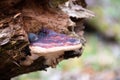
[12,0,120,80]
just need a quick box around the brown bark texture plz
[0,0,94,79]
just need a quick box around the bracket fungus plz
[21,28,82,68]
[0,0,95,79]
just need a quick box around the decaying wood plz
[0,0,94,79]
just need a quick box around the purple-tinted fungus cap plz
[29,28,82,54]
[21,28,82,66]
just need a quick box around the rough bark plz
[0,0,90,79]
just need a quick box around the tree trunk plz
[0,0,94,79]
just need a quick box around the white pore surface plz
[29,44,82,54]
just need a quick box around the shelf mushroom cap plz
[21,28,82,66]
[29,28,82,54]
